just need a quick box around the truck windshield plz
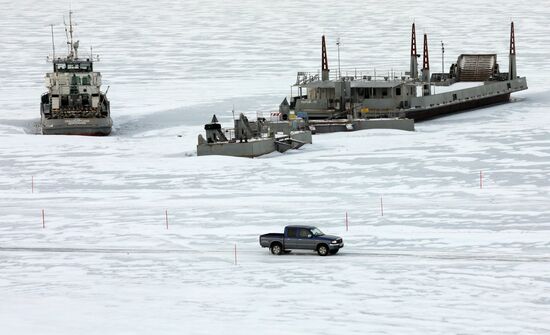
[311,228,324,236]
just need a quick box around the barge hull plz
[197,131,312,158]
[405,92,511,122]
[310,118,414,134]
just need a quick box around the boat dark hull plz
[41,127,112,136]
[40,116,112,136]
[404,92,511,122]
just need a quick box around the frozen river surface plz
[1,0,549,334]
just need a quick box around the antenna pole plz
[336,37,341,80]
[50,24,56,60]
[69,11,74,52]
[441,41,445,81]
[64,16,70,55]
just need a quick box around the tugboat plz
[289,22,527,128]
[40,12,112,135]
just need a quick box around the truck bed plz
[259,233,284,248]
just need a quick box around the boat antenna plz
[441,40,445,81]
[336,37,342,80]
[63,10,78,59]
[64,15,70,55]
[69,10,74,58]
[50,24,56,60]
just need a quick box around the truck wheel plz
[270,243,283,255]
[317,244,329,256]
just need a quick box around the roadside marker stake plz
[41,209,45,228]
[31,176,34,194]
[234,243,237,265]
[345,211,349,231]
[165,209,169,229]
[380,197,384,216]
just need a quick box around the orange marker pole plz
[480,170,483,189]
[380,197,384,216]
[41,209,45,228]
[345,211,349,231]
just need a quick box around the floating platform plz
[196,113,312,158]
[197,131,312,158]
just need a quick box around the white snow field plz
[1,0,550,334]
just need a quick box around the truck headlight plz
[331,240,338,244]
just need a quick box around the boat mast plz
[64,11,78,59]
[64,16,70,56]
[336,37,341,80]
[422,33,431,96]
[321,35,329,81]
[50,24,56,60]
[509,21,517,80]
[69,11,74,57]
[410,23,418,80]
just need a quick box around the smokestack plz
[321,35,330,81]
[422,33,431,95]
[410,23,418,79]
[509,22,517,80]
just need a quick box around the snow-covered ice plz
[1,0,549,334]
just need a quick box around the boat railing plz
[296,69,411,85]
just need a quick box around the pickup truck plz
[259,225,344,256]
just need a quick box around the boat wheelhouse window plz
[55,62,92,72]
[453,94,457,101]
[82,75,91,85]
[71,75,82,85]
[382,88,388,97]
[395,87,401,96]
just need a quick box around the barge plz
[289,22,527,127]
